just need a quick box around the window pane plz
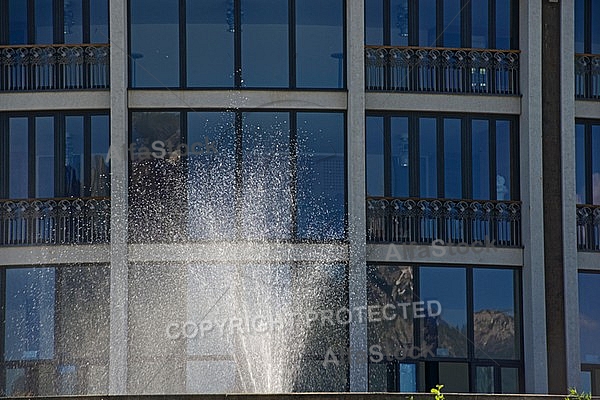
[443,0,461,47]
[576,124,586,203]
[420,267,467,358]
[476,365,494,393]
[439,362,469,391]
[296,0,344,88]
[444,118,462,199]
[64,0,83,44]
[496,120,511,200]
[365,0,384,45]
[575,0,585,53]
[419,118,437,197]
[65,116,84,197]
[242,112,291,239]
[130,0,180,87]
[391,117,409,197]
[592,0,600,54]
[472,120,490,200]
[593,125,600,205]
[187,112,236,240]
[579,272,600,363]
[391,0,409,46]
[186,0,234,87]
[241,0,289,87]
[501,367,519,393]
[91,115,110,197]
[35,0,54,44]
[398,363,416,392]
[8,0,28,44]
[5,268,55,361]
[366,117,384,197]
[90,0,109,43]
[297,112,346,240]
[495,0,512,49]
[473,268,518,359]
[36,117,54,198]
[472,0,488,48]
[418,0,436,46]
[9,118,29,199]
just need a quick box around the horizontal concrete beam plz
[1,91,110,111]
[577,251,600,270]
[575,100,600,119]
[0,244,110,265]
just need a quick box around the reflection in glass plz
[391,0,409,46]
[65,117,84,197]
[391,117,409,197]
[365,0,384,45]
[90,115,110,197]
[579,272,600,364]
[296,0,344,88]
[443,0,461,47]
[495,0,512,49]
[472,120,490,200]
[575,0,585,53]
[35,0,54,44]
[297,112,346,239]
[420,267,467,358]
[501,367,519,393]
[8,0,27,44]
[419,118,437,198]
[418,0,437,46]
[398,363,416,392]
[186,0,234,87]
[472,0,488,48]
[241,0,289,87]
[9,118,29,199]
[35,117,55,198]
[496,120,511,200]
[473,269,518,360]
[64,0,83,44]
[90,0,109,43]
[444,119,462,199]
[576,124,587,203]
[476,366,494,393]
[130,0,180,87]
[592,0,600,54]
[593,126,600,204]
[366,117,385,196]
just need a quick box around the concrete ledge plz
[0,91,110,111]
[366,93,521,115]
[575,100,600,119]
[578,250,600,270]
[0,244,110,266]
[128,90,347,110]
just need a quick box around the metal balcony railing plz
[0,44,109,91]
[575,53,600,100]
[367,197,522,248]
[365,46,520,95]
[0,197,110,246]
[577,204,600,251]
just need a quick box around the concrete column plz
[346,0,367,392]
[108,0,129,394]
[560,0,581,390]
[519,0,549,393]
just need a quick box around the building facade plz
[0,0,599,396]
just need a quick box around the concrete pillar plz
[347,0,368,392]
[108,0,129,394]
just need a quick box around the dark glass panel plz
[130,0,180,87]
[365,0,384,45]
[473,268,518,359]
[9,118,29,199]
[419,118,437,198]
[472,0,488,48]
[476,365,494,393]
[186,0,235,87]
[438,362,469,391]
[579,272,600,363]
[418,0,436,46]
[593,125,600,204]
[472,119,490,200]
[576,124,586,203]
[90,0,109,43]
[443,0,461,47]
[391,117,409,197]
[90,115,110,197]
[5,268,55,361]
[495,0,511,49]
[297,112,346,240]
[575,0,585,53]
[419,267,467,358]
[444,118,462,199]
[35,0,54,44]
[241,0,289,87]
[366,116,384,197]
[35,117,54,198]
[296,0,344,88]
[391,0,409,46]
[64,0,83,44]
[496,120,511,200]
[8,0,28,44]
[501,367,519,393]
[592,0,600,54]
[242,112,291,239]
[65,116,84,197]
[187,112,236,240]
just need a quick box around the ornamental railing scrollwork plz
[365,46,520,96]
[0,44,109,91]
[575,54,600,100]
[0,197,110,246]
[366,197,522,247]
[577,204,600,251]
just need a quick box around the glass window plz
[439,362,469,391]
[577,124,587,203]
[476,365,494,393]
[501,367,519,393]
[391,117,409,197]
[593,126,600,204]
[187,112,236,240]
[130,0,180,88]
[472,120,490,200]
[418,0,437,46]
[65,116,84,197]
[35,0,54,44]
[444,118,462,199]
[495,0,512,49]
[472,0,488,48]
[90,0,109,43]
[366,117,385,197]
[419,118,437,197]
[579,272,600,364]
[8,0,28,44]
[443,0,462,47]
[35,117,54,198]
[241,0,289,87]
[575,0,585,53]
[496,120,511,200]
[419,266,467,358]
[186,0,234,87]
[297,112,345,240]
[90,115,110,197]
[64,0,83,44]
[365,0,384,45]
[296,0,344,88]
[391,0,409,46]
[9,118,29,199]
[592,0,600,54]
[242,112,291,239]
